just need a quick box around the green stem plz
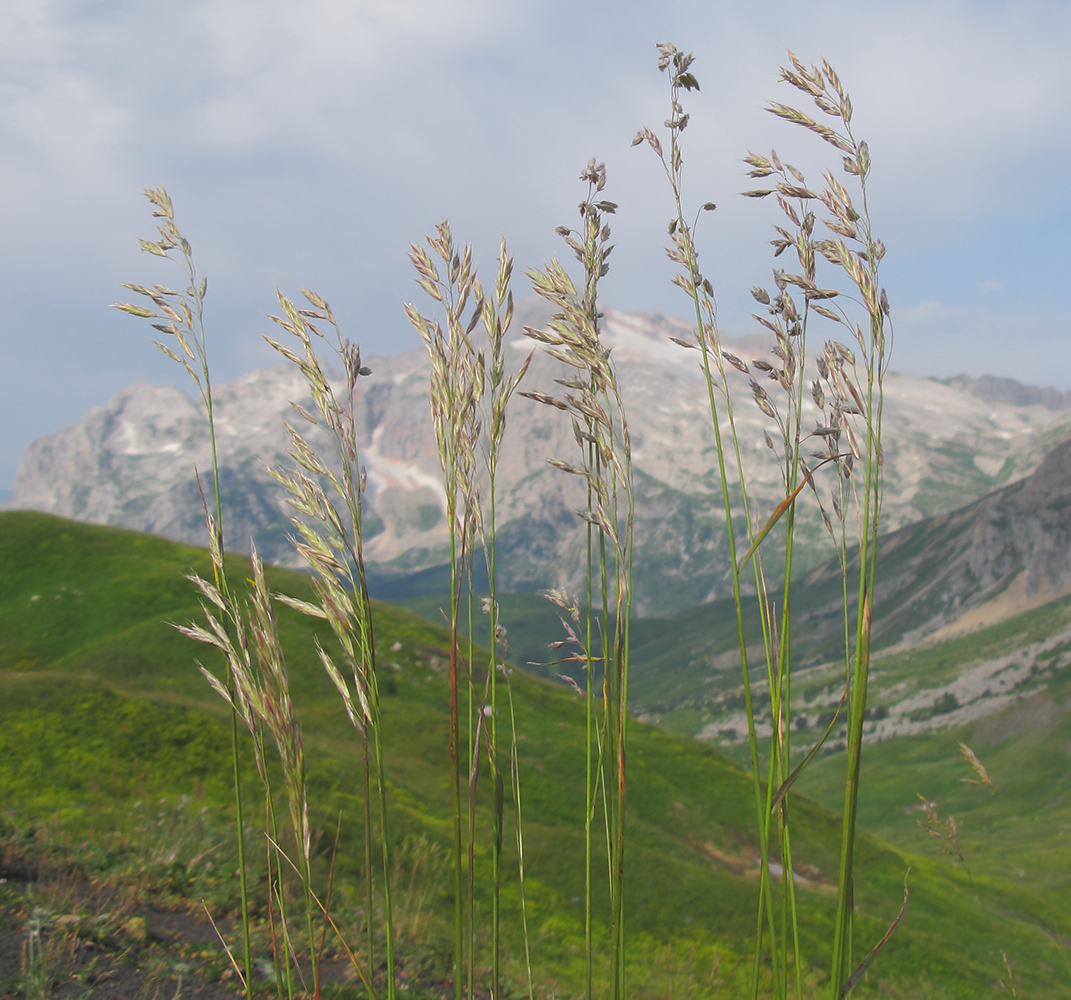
[363,734,374,973]
[584,511,594,1000]
[488,473,502,1000]
[267,785,294,1000]
[349,434,395,998]
[186,246,252,1000]
[303,857,319,1000]
[373,712,397,1000]
[830,163,885,998]
[505,675,534,1000]
[664,159,779,998]
[226,699,253,998]
[449,521,464,1000]
[466,556,476,1000]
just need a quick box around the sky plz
[1,0,1070,490]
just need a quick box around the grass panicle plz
[523,159,634,1000]
[112,188,254,996]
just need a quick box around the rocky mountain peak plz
[1021,437,1071,500]
[12,304,1071,616]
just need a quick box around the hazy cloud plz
[0,0,1069,485]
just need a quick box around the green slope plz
[1,512,1067,997]
[795,604,1071,925]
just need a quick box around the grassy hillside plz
[2,511,1068,997]
[516,471,1071,742]
[796,601,1071,921]
[408,585,1071,993]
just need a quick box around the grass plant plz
[264,287,399,1000]
[636,45,893,997]
[116,198,399,997]
[521,160,634,1000]
[406,225,484,1000]
[112,187,255,995]
[406,225,533,1000]
[472,242,534,1000]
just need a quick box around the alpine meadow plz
[2,43,1069,1000]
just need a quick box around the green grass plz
[403,587,1071,995]
[2,510,1069,997]
[798,660,1071,907]
[541,476,1071,740]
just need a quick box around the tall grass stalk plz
[112,188,253,997]
[637,48,789,996]
[767,57,891,996]
[641,46,892,997]
[406,226,484,1000]
[265,288,397,1000]
[408,225,532,1000]
[475,239,532,1000]
[750,53,893,998]
[523,160,634,1000]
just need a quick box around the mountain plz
[940,373,1071,411]
[12,301,1071,616]
[610,434,1071,757]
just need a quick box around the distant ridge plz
[12,302,1071,615]
[621,433,1071,751]
[939,373,1071,411]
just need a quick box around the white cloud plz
[3,0,1069,264]
[185,0,519,148]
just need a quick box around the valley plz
[2,511,1069,997]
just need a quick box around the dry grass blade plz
[959,743,995,791]
[202,902,247,991]
[840,871,909,995]
[769,686,847,812]
[736,460,829,571]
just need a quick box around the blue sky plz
[1,0,1070,489]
